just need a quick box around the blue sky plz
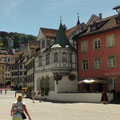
[0,0,119,36]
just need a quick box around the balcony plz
[51,62,72,75]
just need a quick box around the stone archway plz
[40,76,45,88]
[44,76,49,95]
[40,76,45,96]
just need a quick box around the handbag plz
[21,112,27,119]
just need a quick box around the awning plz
[78,78,108,84]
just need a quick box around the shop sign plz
[104,72,120,76]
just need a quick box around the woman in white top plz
[11,94,31,120]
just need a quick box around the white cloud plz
[4,0,25,16]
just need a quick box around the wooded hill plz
[0,31,37,49]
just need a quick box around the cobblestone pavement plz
[1,90,120,120]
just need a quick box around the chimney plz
[99,13,102,20]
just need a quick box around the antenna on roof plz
[60,16,62,24]
[76,13,80,25]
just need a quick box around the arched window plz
[40,76,45,89]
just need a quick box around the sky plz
[0,0,119,36]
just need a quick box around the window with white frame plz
[46,54,50,65]
[93,38,101,50]
[106,34,115,48]
[81,40,88,52]
[107,56,116,68]
[82,60,88,70]
[94,58,101,69]
[54,53,58,62]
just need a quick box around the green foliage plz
[10,32,37,48]
[0,31,37,49]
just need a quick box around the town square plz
[0,0,120,120]
[1,90,120,120]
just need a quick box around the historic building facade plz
[75,11,120,93]
[25,41,40,97]
[34,20,85,98]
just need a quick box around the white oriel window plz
[107,56,116,68]
[82,60,88,70]
[94,58,101,69]
[93,38,101,50]
[62,53,67,62]
[46,54,50,65]
[106,34,115,48]
[54,53,58,62]
[81,40,88,52]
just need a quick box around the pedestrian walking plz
[31,89,35,103]
[4,88,7,94]
[38,90,42,102]
[11,94,31,120]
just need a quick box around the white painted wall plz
[57,76,78,92]
[46,92,113,103]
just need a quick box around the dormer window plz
[91,25,97,31]
[113,6,120,24]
